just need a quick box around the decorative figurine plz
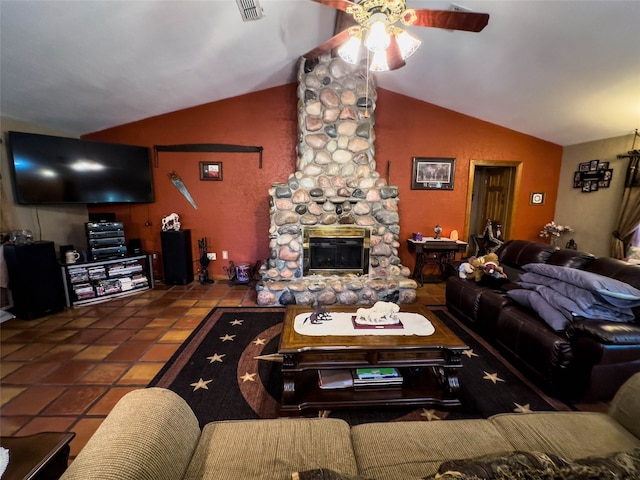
[161,213,181,232]
[566,238,578,250]
[434,224,442,240]
[303,306,332,324]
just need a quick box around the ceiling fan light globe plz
[337,35,362,64]
[369,50,390,72]
[364,20,390,52]
[395,29,421,60]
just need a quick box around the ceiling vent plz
[236,0,263,22]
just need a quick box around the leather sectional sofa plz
[446,240,640,401]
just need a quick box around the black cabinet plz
[3,241,65,320]
[160,230,194,285]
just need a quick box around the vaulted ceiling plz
[1,0,639,146]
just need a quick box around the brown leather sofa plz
[445,240,640,402]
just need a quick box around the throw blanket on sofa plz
[507,264,640,330]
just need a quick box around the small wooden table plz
[278,304,468,416]
[0,432,75,480]
[408,237,468,284]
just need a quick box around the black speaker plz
[128,238,142,255]
[89,212,116,222]
[3,241,65,320]
[160,230,194,285]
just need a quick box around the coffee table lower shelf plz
[280,367,461,416]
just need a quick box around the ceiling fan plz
[304,0,489,71]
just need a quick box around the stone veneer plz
[256,54,417,306]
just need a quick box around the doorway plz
[464,160,522,256]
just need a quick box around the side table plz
[407,238,468,284]
[0,432,75,480]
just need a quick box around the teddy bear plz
[468,253,507,282]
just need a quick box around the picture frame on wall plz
[529,192,545,205]
[200,162,223,181]
[411,157,455,190]
[573,160,613,192]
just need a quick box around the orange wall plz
[373,89,562,265]
[85,84,562,277]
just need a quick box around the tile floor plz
[0,279,448,459]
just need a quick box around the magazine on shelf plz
[354,368,401,379]
[318,369,354,389]
[352,368,403,387]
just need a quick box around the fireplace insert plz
[303,226,370,275]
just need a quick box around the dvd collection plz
[69,259,148,300]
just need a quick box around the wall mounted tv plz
[7,131,155,205]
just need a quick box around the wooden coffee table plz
[278,303,468,415]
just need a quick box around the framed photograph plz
[589,159,599,171]
[598,161,609,170]
[529,192,545,205]
[200,161,223,181]
[579,162,591,172]
[411,157,455,190]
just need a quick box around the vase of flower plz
[539,221,574,247]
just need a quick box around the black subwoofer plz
[3,241,65,320]
[160,230,194,285]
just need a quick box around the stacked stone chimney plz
[256,54,417,306]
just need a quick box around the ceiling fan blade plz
[310,0,358,12]
[387,35,406,71]
[412,9,489,32]
[303,29,353,58]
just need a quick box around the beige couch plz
[62,373,640,480]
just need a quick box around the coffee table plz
[278,303,468,415]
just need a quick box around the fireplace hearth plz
[256,54,417,306]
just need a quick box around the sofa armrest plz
[61,388,201,480]
[609,372,640,439]
[566,320,640,345]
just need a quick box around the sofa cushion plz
[585,257,640,291]
[489,412,640,460]
[522,263,640,309]
[351,419,514,479]
[497,240,555,269]
[547,248,596,268]
[183,418,358,480]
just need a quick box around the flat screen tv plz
[7,131,155,204]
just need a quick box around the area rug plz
[149,306,571,427]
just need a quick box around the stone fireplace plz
[256,54,417,306]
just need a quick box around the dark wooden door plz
[474,167,512,238]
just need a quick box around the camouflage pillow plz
[423,448,640,480]
[292,469,373,480]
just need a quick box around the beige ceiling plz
[1,0,639,146]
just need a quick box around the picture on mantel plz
[573,160,612,192]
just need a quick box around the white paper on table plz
[293,312,435,336]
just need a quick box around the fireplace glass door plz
[303,226,370,276]
[309,237,364,271]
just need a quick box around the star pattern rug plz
[148,306,571,427]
